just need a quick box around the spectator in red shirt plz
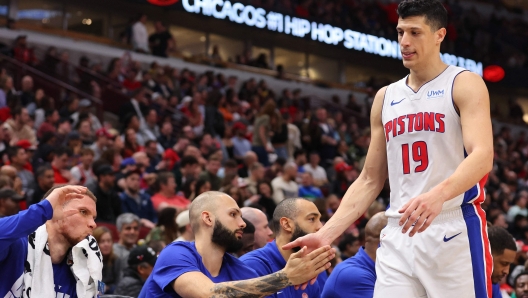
[122,69,142,92]
[13,35,37,66]
[151,171,190,213]
[51,147,76,185]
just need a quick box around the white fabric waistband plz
[387,207,464,227]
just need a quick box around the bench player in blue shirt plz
[322,211,388,298]
[488,226,516,298]
[139,191,335,298]
[240,197,328,298]
[0,185,96,298]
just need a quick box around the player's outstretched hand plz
[282,232,328,253]
[283,245,335,288]
[398,191,444,237]
[46,186,87,221]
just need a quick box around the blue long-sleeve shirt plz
[0,200,77,297]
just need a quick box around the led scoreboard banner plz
[147,0,484,76]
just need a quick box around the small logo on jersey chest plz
[427,89,445,99]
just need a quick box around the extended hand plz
[283,246,335,287]
[398,191,444,237]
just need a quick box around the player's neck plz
[407,59,448,92]
[275,234,294,261]
[46,222,71,264]
[196,237,225,277]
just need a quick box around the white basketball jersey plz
[381,65,486,218]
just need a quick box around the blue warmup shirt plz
[0,200,78,297]
[492,283,501,298]
[240,240,328,298]
[298,186,323,200]
[139,241,259,297]
[321,247,376,298]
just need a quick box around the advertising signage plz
[179,0,483,76]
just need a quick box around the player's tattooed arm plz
[209,270,291,298]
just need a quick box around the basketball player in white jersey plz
[284,0,493,297]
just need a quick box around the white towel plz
[23,224,103,298]
[70,236,103,298]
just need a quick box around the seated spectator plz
[70,148,96,186]
[36,109,59,139]
[114,213,141,269]
[54,117,72,147]
[231,122,251,161]
[175,155,199,193]
[120,170,157,228]
[298,172,323,201]
[338,234,361,261]
[114,245,158,297]
[175,210,194,242]
[122,69,142,92]
[241,207,273,250]
[198,155,222,191]
[30,164,54,206]
[264,157,286,182]
[139,191,335,297]
[93,226,123,294]
[151,171,190,212]
[241,198,328,297]
[7,145,35,201]
[123,127,144,158]
[3,106,36,146]
[90,128,112,160]
[507,192,528,223]
[303,151,328,187]
[51,147,76,185]
[157,121,176,150]
[77,118,94,146]
[322,212,387,298]
[238,151,258,178]
[234,218,256,258]
[70,99,102,131]
[90,164,122,224]
[146,207,178,245]
[244,162,265,196]
[145,140,162,173]
[271,162,299,205]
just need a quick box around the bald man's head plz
[241,207,273,249]
[365,212,388,243]
[190,191,246,253]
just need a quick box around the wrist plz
[279,269,292,285]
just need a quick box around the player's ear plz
[436,27,446,45]
[280,217,293,233]
[201,211,214,227]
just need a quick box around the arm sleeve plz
[238,256,271,277]
[152,244,202,293]
[0,200,52,258]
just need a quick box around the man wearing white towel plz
[0,185,99,297]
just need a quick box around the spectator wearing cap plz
[6,146,35,201]
[13,140,35,171]
[89,164,122,224]
[299,172,323,201]
[3,106,36,146]
[51,147,76,185]
[70,99,102,131]
[332,162,358,198]
[0,188,24,217]
[30,165,54,206]
[119,170,157,228]
[231,122,251,161]
[271,162,299,204]
[151,172,190,213]
[175,210,194,242]
[114,245,157,297]
[90,128,112,160]
[303,151,328,187]
[54,117,72,147]
[70,148,96,186]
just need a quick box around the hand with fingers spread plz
[46,185,88,221]
[398,191,445,237]
[283,245,335,288]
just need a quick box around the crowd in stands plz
[0,26,526,296]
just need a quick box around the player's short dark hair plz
[488,226,517,256]
[272,197,309,234]
[243,218,255,235]
[397,0,448,31]
[338,233,359,252]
